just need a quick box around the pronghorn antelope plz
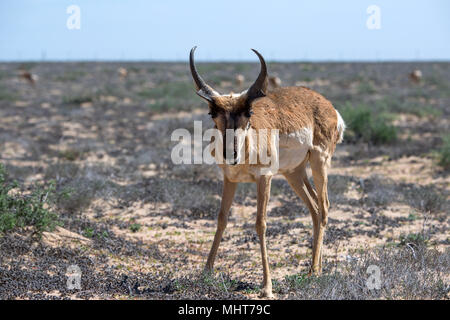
[268,75,282,89]
[409,69,422,84]
[18,69,38,86]
[189,47,345,298]
[235,74,245,87]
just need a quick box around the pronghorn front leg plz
[256,174,274,298]
[204,176,237,272]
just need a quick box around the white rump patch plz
[335,109,346,143]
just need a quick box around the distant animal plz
[409,69,422,84]
[268,75,281,89]
[18,69,38,86]
[189,47,345,298]
[235,74,245,87]
[118,67,128,80]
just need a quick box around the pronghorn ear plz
[245,88,266,106]
[196,89,215,103]
[244,107,253,118]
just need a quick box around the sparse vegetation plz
[436,134,450,170]
[357,80,376,95]
[399,233,429,247]
[0,86,15,101]
[278,245,448,299]
[139,81,199,112]
[0,164,60,236]
[83,227,95,238]
[55,71,87,82]
[58,149,83,161]
[129,223,141,233]
[0,61,448,300]
[339,103,397,145]
[62,94,94,105]
[374,98,441,118]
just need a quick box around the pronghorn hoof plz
[308,267,322,276]
[259,288,274,299]
[202,266,214,276]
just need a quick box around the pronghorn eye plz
[208,110,218,118]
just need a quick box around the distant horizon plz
[1,59,449,64]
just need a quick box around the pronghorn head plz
[189,46,268,163]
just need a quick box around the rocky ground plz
[0,61,448,299]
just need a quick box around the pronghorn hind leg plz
[309,149,331,275]
[204,176,237,272]
[256,174,274,298]
[283,162,321,275]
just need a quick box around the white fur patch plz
[335,109,346,143]
[222,90,247,98]
[278,128,313,173]
[221,127,313,181]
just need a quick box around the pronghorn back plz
[249,86,344,152]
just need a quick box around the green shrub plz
[129,223,141,233]
[62,94,94,105]
[0,86,15,101]
[340,103,397,145]
[0,164,60,236]
[437,134,450,170]
[399,233,428,247]
[83,227,95,238]
[357,81,376,94]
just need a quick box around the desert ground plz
[0,61,449,299]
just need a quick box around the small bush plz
[403,184,444,214]
[83,227,95,238]
[437,134,450,170]
[129,223,141,233]
[58,149,83,161]
[0,164,60,236]
[399,233,428,247]
[62,94,94,105]
[0,87,15,101]
[357,81,376,95]
[340,103,397,145]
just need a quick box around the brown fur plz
[210,86,340,154]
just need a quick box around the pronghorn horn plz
[189,46,218,102]
[247,49,268,101]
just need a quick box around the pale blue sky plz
[0,0,449,61]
